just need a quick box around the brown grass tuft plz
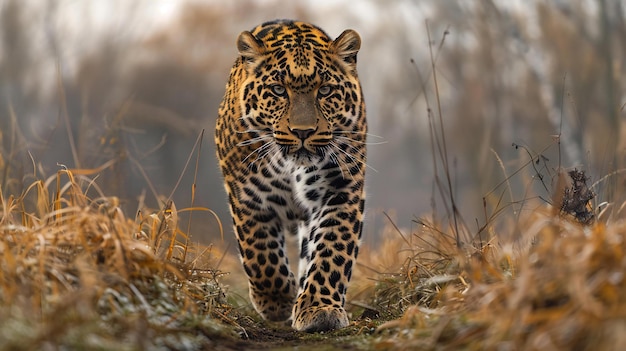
[0,170,234,350]
[374,206,626,350]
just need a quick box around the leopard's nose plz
[291,128,315,141]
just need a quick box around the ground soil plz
[206,312,381,350]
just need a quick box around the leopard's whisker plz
[236,123,272,131]
[268,145,288,176]
[236,129,269,135]
[241,140,274,165]
[329,141,360,164]
[324,146,348,181]
[237,135,272,146]
[334,135,387,146]
[329,140,376,174]
[252,143,278,170]
[333,131,383,139]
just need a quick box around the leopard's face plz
[215,20,366,333]
[234,21,363,167]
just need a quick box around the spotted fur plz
[215,20,366,332]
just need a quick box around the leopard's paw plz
[250,290,294,322]
[292,306,349,332]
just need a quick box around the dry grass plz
[0,170,236,350]
[3,166,625,350]
[373,205,626,350]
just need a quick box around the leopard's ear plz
[237,31,266,61]
[330,29,361,67]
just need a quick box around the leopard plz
[215,19,366,332]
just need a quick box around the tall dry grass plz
[0,170,235,350]
[372,205,626,350]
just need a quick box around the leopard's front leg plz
[292,168,365,332]
[237,212,297,322]
[222,171,298,322]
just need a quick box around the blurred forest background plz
[1,0,624,249]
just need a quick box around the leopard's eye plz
[318,85,332,97]
[270,84,286,96]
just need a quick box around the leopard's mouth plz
[295,147,314,159]
[280,145,323,163]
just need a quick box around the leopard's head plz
[235,20,364,165]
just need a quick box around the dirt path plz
[209,315,380,350]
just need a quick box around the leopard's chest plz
[249,159,330,223]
